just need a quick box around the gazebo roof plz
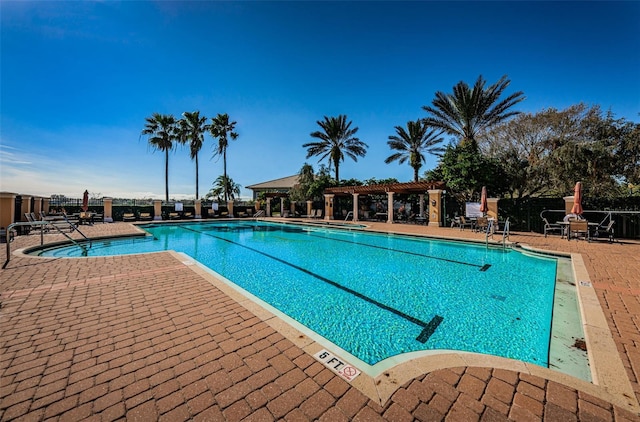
[324,181,445,196]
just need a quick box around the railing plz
[3,220,90,269]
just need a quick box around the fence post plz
[103,198,113,222]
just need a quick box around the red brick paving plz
[1,221,640,420]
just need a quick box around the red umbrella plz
[479,186,488,215]
[571,182,583,215]
[82,190,89,212]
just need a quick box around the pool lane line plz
[177,225,443,344]
[304,232,490,271]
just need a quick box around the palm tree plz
[422,75,525,148]
[178,111,208,200]
[303,115,368,183]
[385,120,445,182]
[206,175,241,202]
[141,113,178,202]
[209,113,238,201]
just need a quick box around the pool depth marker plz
[178,225,443,344]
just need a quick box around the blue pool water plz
[36,221,558,366]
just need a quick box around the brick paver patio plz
[1,220,639,421]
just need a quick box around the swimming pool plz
[35,220,580,372]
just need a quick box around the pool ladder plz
[484,218,510,249]
[3,218,91,268]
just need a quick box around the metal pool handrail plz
[3,220,90,268]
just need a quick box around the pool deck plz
[1,219,640,421]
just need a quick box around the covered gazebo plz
[323,181,446,226]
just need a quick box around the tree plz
[206,175,241,202]
[178,111,208,200]
[480,104,626,198]
[303,115,368,183]
[209,113,238,202]
[424,142,507,203]
[289,163,316,203]
[423,75,525,148]
[385,120,445,182]
[141,113,179,202]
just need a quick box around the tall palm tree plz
[422,75,525,148]
[141,113,178,202]
[303,115,368,183]
[209,113,238,201]
[178,111,208,200]
[385,120,445,182]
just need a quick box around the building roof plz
[246,175,299,190]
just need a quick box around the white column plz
[386,192,394,224]
[280,197,285,217]
[352,193,359,222]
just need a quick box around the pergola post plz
[266,199,272,217]
[427,189,443,226]
[280,197,285,217]
[386,191,394,224]
[323,194,335,220]
[306,201,313,218]
[352,193,359,222]
[419,194,425,217]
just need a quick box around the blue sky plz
[2,1,639,200]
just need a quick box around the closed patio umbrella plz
[570,182,583,215]
[479,186,488,215]
[82,190,89,212]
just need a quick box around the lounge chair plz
[24,213,47,234]
[567,220,589,241]
[183,212,193,219]
[139,212,153,221]
[542,217,563,237]
[169,212,180,220]
[123,213,136,222]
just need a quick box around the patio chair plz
[475,216,489,233]
[567,220,590,242]
[169,212,180,220]
[598,220,616,243]
[459,216,475,231]
[542,217,563,238]
[139,212,153,221]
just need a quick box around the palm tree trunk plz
[223,149,228,202]
[334,158,340,183]
[413,167,419,182]
[195,153,199,200]
[165,149,170,202]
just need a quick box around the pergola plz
[323,181,447,225]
